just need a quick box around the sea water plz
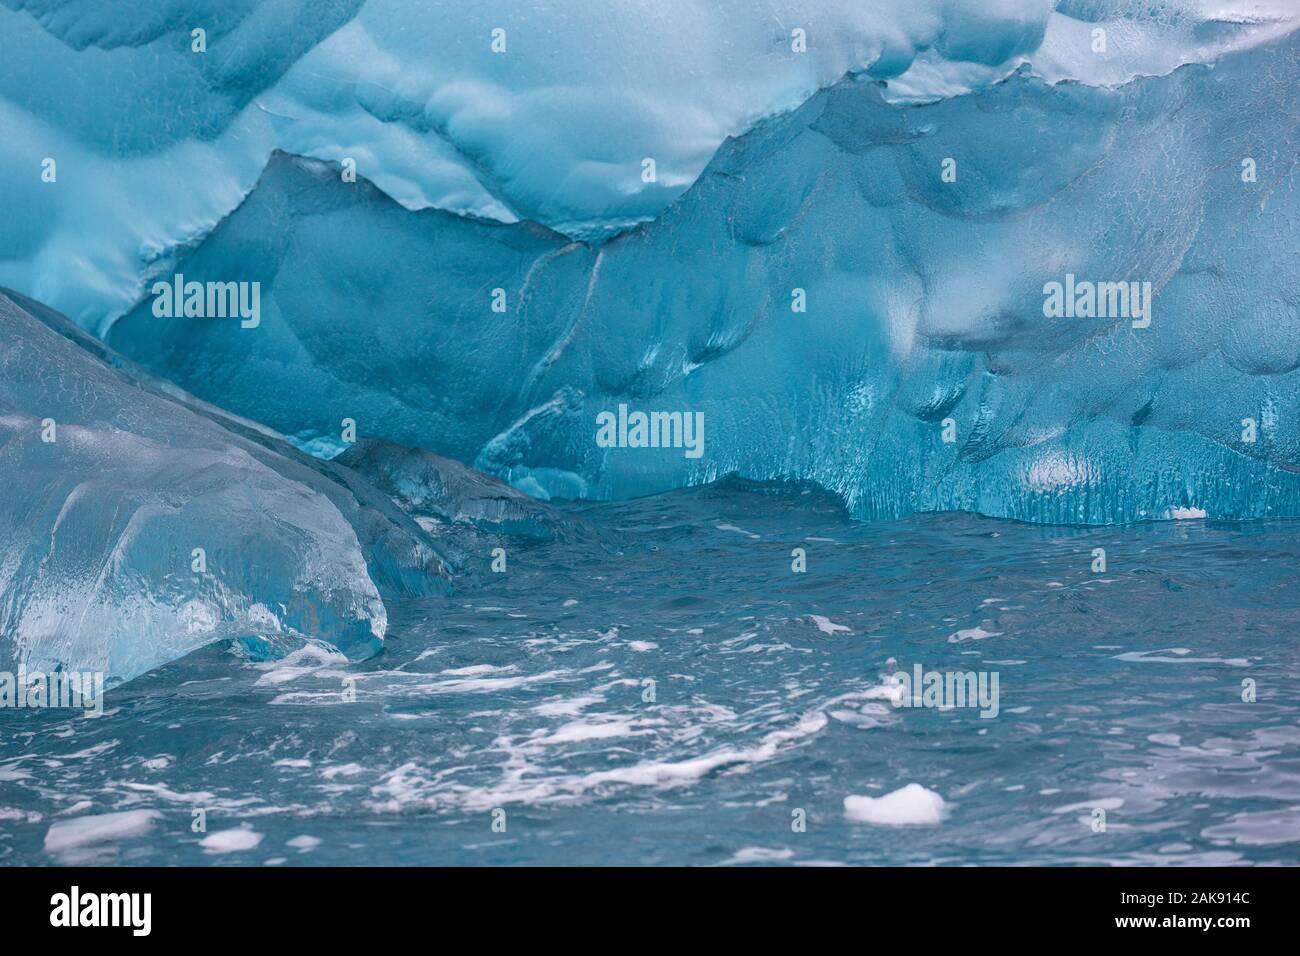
[2,479,1298,866]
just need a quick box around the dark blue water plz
[3,480,1299,865]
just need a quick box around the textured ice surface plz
[2,0,1295,326]
[0,289,447,685]
[107,31,1300,523]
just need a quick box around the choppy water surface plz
[3,480,1299,866]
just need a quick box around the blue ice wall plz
[102,32,1300,523]
[3,0,1292,323]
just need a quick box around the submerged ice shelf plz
[0,288,449,686]
[102,30,1300,524]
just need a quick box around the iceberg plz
[0,288,448,686]
[102,28,1300,523]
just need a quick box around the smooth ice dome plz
[0,289,447,686]
[844,784,948,825]
[105,28,1300,523]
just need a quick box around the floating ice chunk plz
[843,784,948,825]
[948,627,1002,643]
[200,827,264,853]
[44,810,161,853]
[0,289,447,685]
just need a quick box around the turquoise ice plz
[0,288,447,684]
[100,29,1300,523]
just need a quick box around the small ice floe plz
[843,784,947,825]
[627,641,658,652]
[808,615,851,636]
[947,626,1001,643]
[1163,506,1207,520]
[287,835,321,852]
[200,827,263,853]
[44,809,161,853]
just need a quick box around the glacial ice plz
[103,28,1300,523]
[0,288,448,685]
[2,0,1294,326]
[844,784,948,825]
